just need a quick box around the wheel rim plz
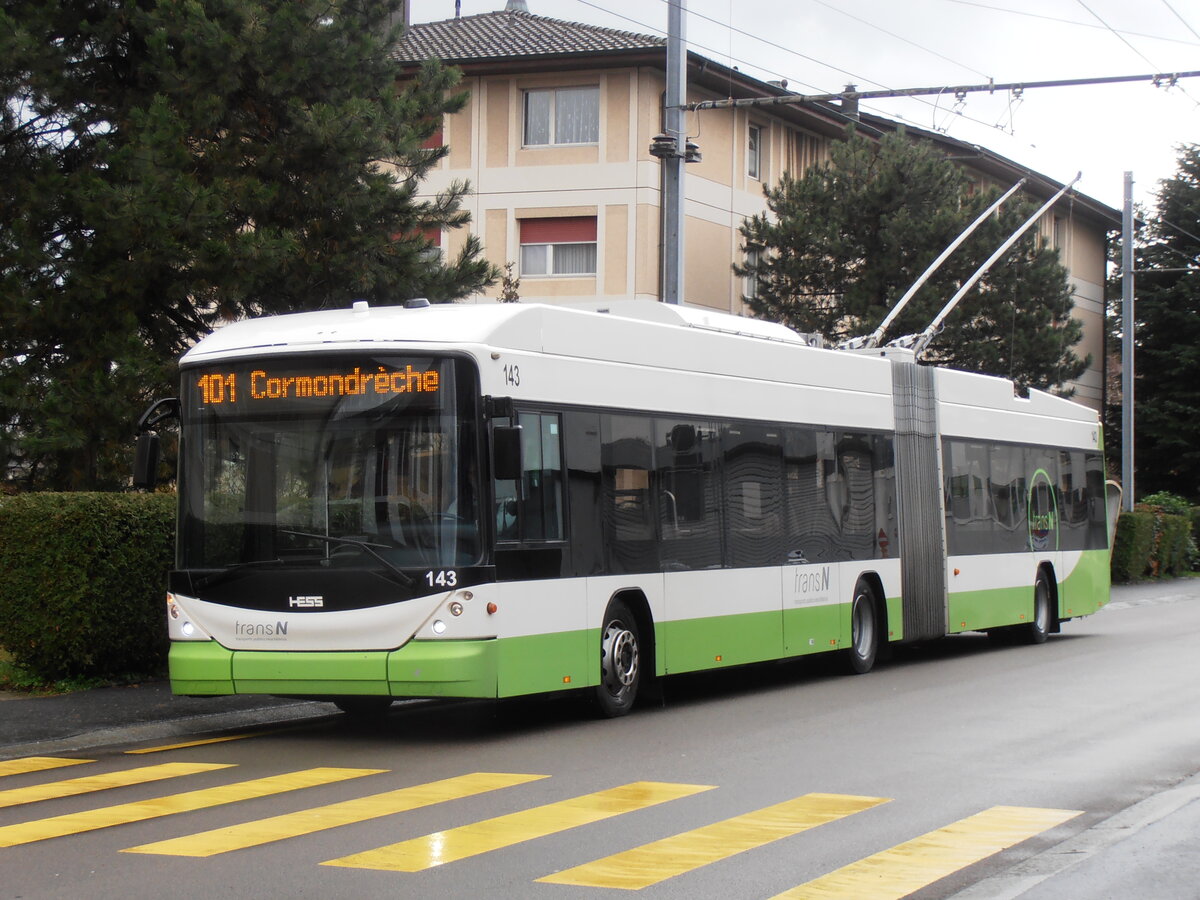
[600,618,639,698]
[852,592,874,660]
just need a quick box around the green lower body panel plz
[947,584,1033,633]
[662,609,785,675]
[169,639,500,700]
[1060,550,1111,618]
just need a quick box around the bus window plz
[722,423,784,567]
[494,411,565,543]
[601,414,656,573]
[655,419,721,570]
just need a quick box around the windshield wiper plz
[279,529,415,588]
[196,557,286,590]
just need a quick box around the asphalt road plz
[2,579,1199,899]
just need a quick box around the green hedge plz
[1111,509,1157,582]
[1110,503,1195,582]
[0,492,175,681]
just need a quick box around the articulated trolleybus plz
[138,299,1110,717]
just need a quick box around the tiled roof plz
[391,10,665,64]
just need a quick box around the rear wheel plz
[844,579,880,674]
[594,600,641,717]
[1019,570,1053,645]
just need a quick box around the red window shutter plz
[520,216,597,244]
[424,227,441,247]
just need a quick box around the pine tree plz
[0,0,496,490]
[735,129,1087,393]
[1128,144,1200,501]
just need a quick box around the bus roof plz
[181,298,1098,439]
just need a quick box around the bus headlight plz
[167,593,211,641]
[432,619,448,635]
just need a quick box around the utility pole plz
[661,0,686,305]
[1121,171,1135,511]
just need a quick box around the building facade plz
[393,7,1115,410]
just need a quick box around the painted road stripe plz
[124,772,548,857]
[0,763,231,809]
[539,792,891,890]
[770,805,1082,900]
[0,767,384,848]
[323,781,715,872]
[125,733,270,754]
[0,758,92,778]
[125,722,318,754]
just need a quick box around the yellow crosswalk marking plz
[0,763,231,809]
[0,758,92,778]
[125,733,270,754]
[539,792,890,890]
[124,772,548,857]
[0,767,384,848]
[323,781,715,872]
[770,805,1082,899]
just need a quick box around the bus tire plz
[843,578,880,675]
[1020,570,1053,645]
[594,599,641,717]
[334,696,394,717]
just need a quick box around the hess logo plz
[288,595,325,609]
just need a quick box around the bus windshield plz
[177,354,482,572]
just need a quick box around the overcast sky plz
[409,0,1200,212]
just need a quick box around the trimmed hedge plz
[0,492,175,681]
[1110,503,1195,582]
[1111,508,1156,582]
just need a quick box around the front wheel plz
[843,579,880,675]
[594,600,642,717]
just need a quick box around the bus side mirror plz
[493,425,523,481]
[133,431,161,490]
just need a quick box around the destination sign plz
[194,364,441,407]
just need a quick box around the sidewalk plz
[0,680,331,758]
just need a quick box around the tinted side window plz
[722,423,784,567]
[600,414,657,573]
[988,443,1028,553]
[945,440,993,555]
[655,419,722,570]
[494,411,564,543]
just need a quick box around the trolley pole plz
[1121,171,1135,511]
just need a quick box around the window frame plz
[522,85,600,148]
[748,123,764,180]
[519,216,598,278]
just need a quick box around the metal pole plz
[662,0,686,305]
[1121,171,1135,510]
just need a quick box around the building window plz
[523,86,600,146]
[519,217,597,276]
[743,247,761,300]
[748,124,763,179]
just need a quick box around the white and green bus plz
[138,299,1111,717]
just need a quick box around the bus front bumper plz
[168,639,499,700]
